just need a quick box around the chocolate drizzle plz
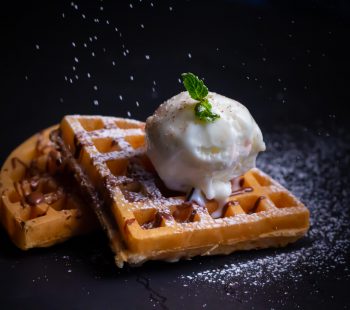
[124,218,136,232]
[142,211,172,229]
[230,187,253,197]
[172,201,197,223]
[74,133,83,158]
[11,157,28,170]
[8,129,81,211]
[73,132,94,158]
[111,138,119,147]
[35,131,53,156]
[249,196,266,214]
[46,150,62,173]
[142,212,161,229]
[215,200,238,218]
[125,160,163,201]
[26,192,44,206]
[29,176,40,191]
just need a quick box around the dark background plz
[1,1,350,309]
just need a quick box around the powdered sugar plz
[180,125,350,295]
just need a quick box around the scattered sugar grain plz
[180,126,350,295]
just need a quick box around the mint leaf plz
[181,72,220,123]
[194,102,206,116]
[200,98,212,110]
[181,72,208,100]
[194,101,220,122]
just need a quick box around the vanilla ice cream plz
[145,91,265,208]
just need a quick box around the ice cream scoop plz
[145,90,265,211]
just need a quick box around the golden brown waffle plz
[53,115,309,267]
[0,126,98,250]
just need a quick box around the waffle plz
[52,115,310,267]
[0,126,98,250]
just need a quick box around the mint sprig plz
[181,72,220,122]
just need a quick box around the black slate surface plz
[1,1,350,309]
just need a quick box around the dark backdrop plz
[1,1,350,309]
[1,0,350,162]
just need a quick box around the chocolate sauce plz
[173,202,196,223]
[119,179,143,202]
[26,192,44,206]
[230,187,253,197]
[35,132,52,156]
[111,139,119,147]
[29,177,40,191]
[142,211,170,229]
[124,218,136,231]
[51,129,105,218]
[219,200,240,218]
[11,157,28,170]
[73,132,94,159]
[73,134,83,159]
[43,191,63,205]
[220,204,229,218]
[124,218,136,232]
[22,177,63,207]
[6,131,83,212]
[35,132,43,153]
[126,161,164,200]
[250,196,266,214]
[225,200,239,208]
[152,212,163,228]
[46,150,62,172]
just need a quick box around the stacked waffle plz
[50,115,309,267]
[0,115,309,266]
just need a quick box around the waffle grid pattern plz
[61,115,309,266]
[0,127,96,249]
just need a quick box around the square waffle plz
[0,126,98,250]
[52,115,309,267]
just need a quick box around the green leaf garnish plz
[200,98,212,110]
[181,72,208,100]
[194,102,220,122]
[181,72,220,123]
